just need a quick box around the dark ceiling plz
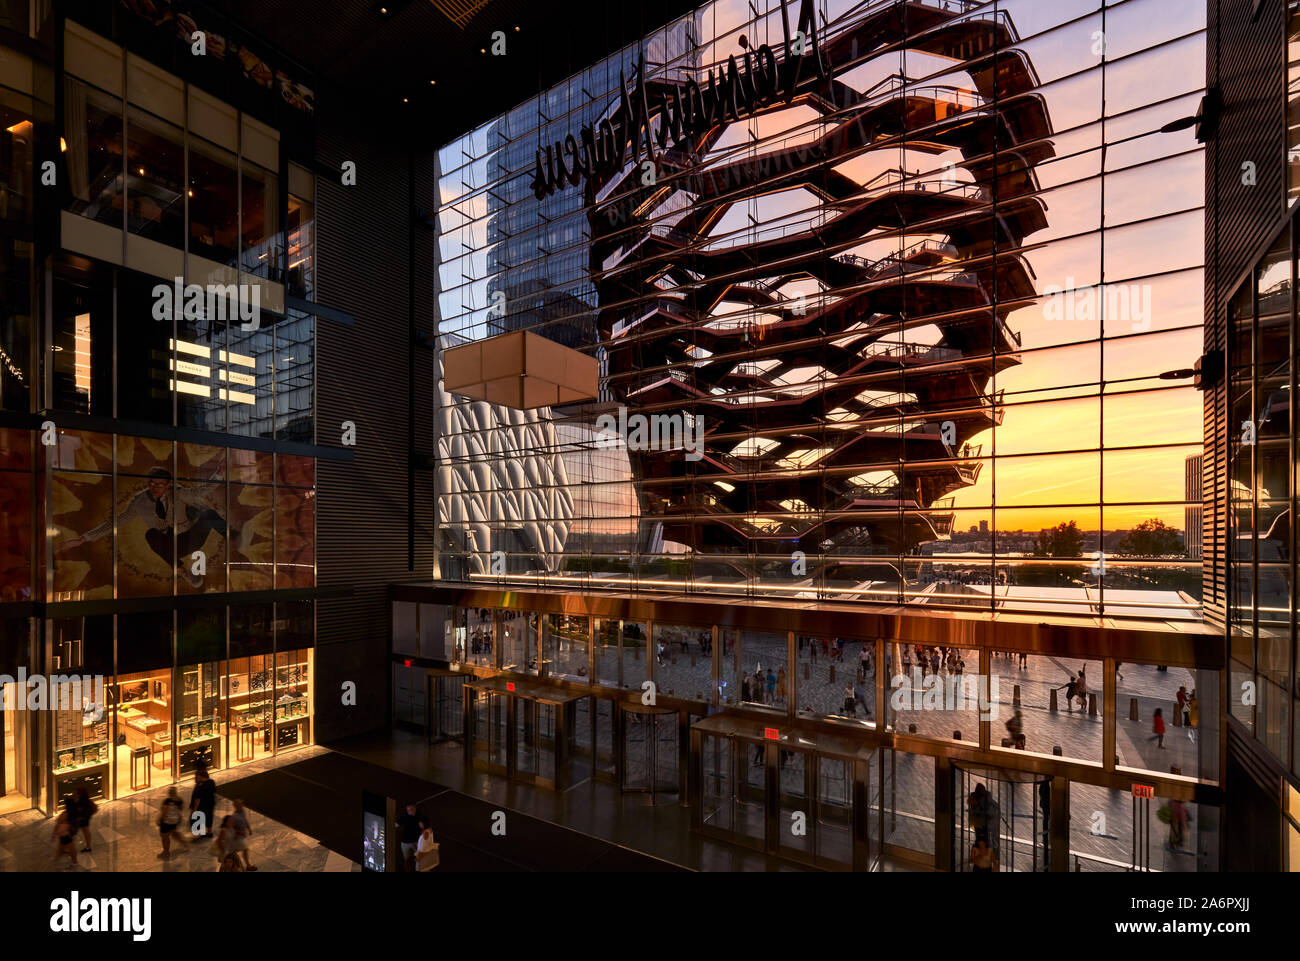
[200,0,704,148]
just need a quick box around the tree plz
[1119,518,1183,557]
[1033,520,1084,557]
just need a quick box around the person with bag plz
[416,821,440,872]
[157,786,183,859]
[74,785,98,852]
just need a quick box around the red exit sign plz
[764,727,780,740]
[506,682,516,692]
[1132,784,1155,799]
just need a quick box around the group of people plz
[53,764,258,872]
[741,666,787,705]
[397,803,440,872]
[901,645,966,677]
[1058,666,1092,712]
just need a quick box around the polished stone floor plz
[0,745,358,873]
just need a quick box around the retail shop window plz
[112,667,170,797]
[63,78,123,229]
[274,649,311,752]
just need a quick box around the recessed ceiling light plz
[430,79,436,85]
[379,6,388,13]
[402,97,409,103]
[514,25,520,31]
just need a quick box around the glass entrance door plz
[620,707,679,801]
[953,764,1051,873]
[700,732,733,834]
[815,756,855,868]
[471,689,507,772]
[429,674,463,743]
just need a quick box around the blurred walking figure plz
[52,801,78,868]
[157,786,183,858]
[968,783,992,843]
[232,799,258,871]
[74,785,98,852]
[843,684,857,718]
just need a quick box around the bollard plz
[690,652,696,667]
[1088,692,1097,716]
[1049,688,1059,712]
[908,724,917,734]
[1052,746,1063,756]
[829,665,836,684]
[804,662,810,681]
[954,731,962,740]
[634,645,640,660]
[1013,684,1021,708]
[1129,697,1139,721]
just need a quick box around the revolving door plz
[463,676,589,790]
[618,703,680,802]
[953,762,1052,872]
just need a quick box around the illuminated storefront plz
[0,6,322,814]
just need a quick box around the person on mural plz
[57,467,240,587]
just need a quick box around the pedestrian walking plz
[776,666,787,701]
[190,765,216,838]
[843,684,857,718]
[52,801,79,868]
[764,668,777,704]
[1151,708,1166,748]
[854,679,870,718]
[74,785,98,852]
[1061,674,1078,712]
[215,814,245,871]
[1005,710,1026,750]
[158,785,183,859]
[232,799,258,870]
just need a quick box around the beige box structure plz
[443,331,598,409]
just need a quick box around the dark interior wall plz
[1202,0,1287,616]
[313,105,436,742]
[1225,726,1284,869]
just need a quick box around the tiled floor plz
[0,746,357,873]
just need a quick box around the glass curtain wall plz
[435,0,1207,624]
